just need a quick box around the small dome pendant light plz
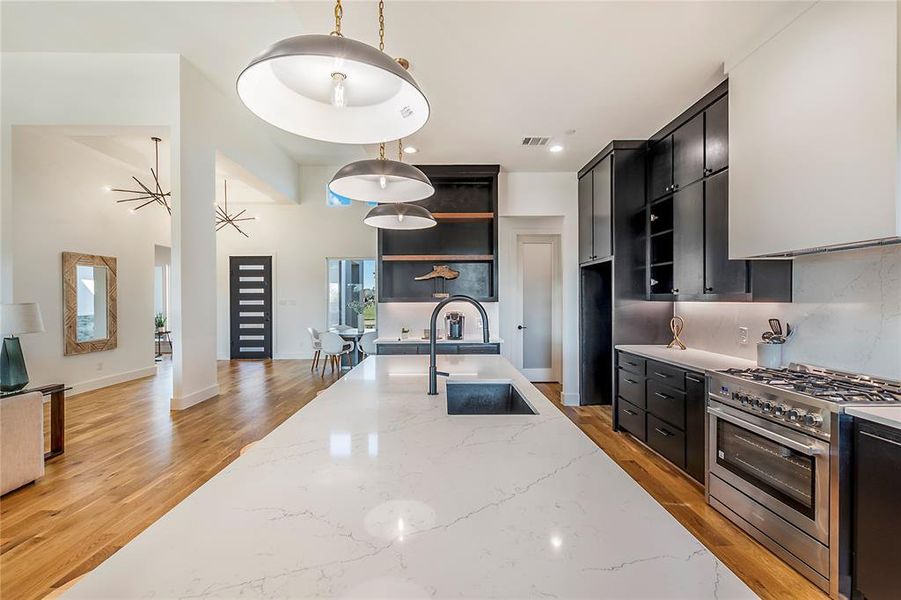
[363,201,436,230]
[236,0,429,144]
[330,139,434,203]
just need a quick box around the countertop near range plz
[65,355,752,599]
[845,407,901,431]
[616,344,757,373]
[375,336,504,345]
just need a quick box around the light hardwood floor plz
[535,382,827,600]
[1,364,825,599]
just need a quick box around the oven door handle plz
[707,406,823,456]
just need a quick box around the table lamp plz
[1,303,45,393]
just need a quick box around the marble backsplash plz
[675,244,901,379]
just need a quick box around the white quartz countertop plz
[616,344,757,373]
[845,406,901,431]
[67,355,753,599]
[375,336,503,344]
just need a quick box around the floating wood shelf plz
[381,254,495,262]
[431,212,494,222]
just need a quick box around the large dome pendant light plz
[236,0,429,144]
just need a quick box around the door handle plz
[517,325,527,330]
[707,406,822,456]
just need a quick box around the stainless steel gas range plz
[705,365,901,599]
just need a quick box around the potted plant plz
[347,293,374,331]
[154,313,167,333]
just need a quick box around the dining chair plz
[358,331,378,359]
[318,331,354,376]
[307,327,321,372]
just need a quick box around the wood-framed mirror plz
[63,252,118,355]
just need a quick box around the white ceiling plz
[2,1,812,172]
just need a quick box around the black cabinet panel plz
[378,343,499,355]
[578,173,593,263]
[704,95,728,175]
[592,156,613,260]
[647,414,686,469]
[672,184,704,297]
[854,420,901,600]
[617,368,646,409]
[647,360,686,390]
[616,353,646,376]
[673,114,704,190]
[646,380,686,430]
[617,399,646,441]
[648,136,673,201]
[704,171,747,296]
[684,372,706,484]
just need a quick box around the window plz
[327,258,377,330]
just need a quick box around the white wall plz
[216,166,376,359]
[377,302,500,342]
[499,172,579,404]
[11,128,170,394]
[675,244,901,379]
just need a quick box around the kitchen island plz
[66,355,753,599]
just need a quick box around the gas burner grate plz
[720,367,901,404]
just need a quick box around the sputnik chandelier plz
[111,136,171,215]
[215,179,255,238]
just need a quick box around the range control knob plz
[804,413,824,428]
[736,393,749,406]
[752,397,763,409]
[787,408,805,422]
[762,401,774,413]
[774,404,790,417]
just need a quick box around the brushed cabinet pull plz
[686,375,704,383]
[653,372,670,379]
[655,427,673,437]
[654,392,672,400]
[623,408,638,416]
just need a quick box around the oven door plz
[707,400,830,544]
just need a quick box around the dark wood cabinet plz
[672,184,704,297]
[578,172,593,264]
[377,342,500,355]
[614,351,706,484]
[578,156,613,264]
[673,114,704,191]
[704,95,728,175]
[592,156,613,261]
[853,419,901,600]
[704,171,747,296]
[648,135,673,201]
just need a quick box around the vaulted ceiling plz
[2,1,812,171]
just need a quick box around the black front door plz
[229,256,273,359]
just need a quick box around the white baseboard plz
[562,391,580,406]
[171,383,220,410]
[216,353,314,360]
[70,365,158,396]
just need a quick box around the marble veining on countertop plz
[616,344,758,373]
[375,336,504,344]
[845,406,901,431]
[66,355,753,599]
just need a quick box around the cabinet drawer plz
[647,414,686,469]
[419,344,458,355]
[377,344,419,355]
[647,361,685,391]
[646,380,686,430]
[617,399,646,442]
[617,353,646,376]
[617,369,646,409]
[456,344,499,355]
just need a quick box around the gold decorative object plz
[415,265,460,299]
[667,316,686,350]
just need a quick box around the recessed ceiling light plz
[548,144,564,153]
[403,146,418,154]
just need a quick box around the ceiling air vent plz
[521,136,551,147]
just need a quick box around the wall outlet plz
[738,327,749,345]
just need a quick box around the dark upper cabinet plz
[854,420,901,600]
[704,171,747,296]
[672,184,704,296]
[592,156,613,260]
[648,135,673,201]
[673,114,704,191]
[578,172,593,263]
[705,95,728,175]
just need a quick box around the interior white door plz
[516,236,558,381]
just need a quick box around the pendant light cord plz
[332,0,343,36]
[379,143,386,160]
[398,139,403,161]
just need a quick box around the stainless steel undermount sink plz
[445,381,537,415]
